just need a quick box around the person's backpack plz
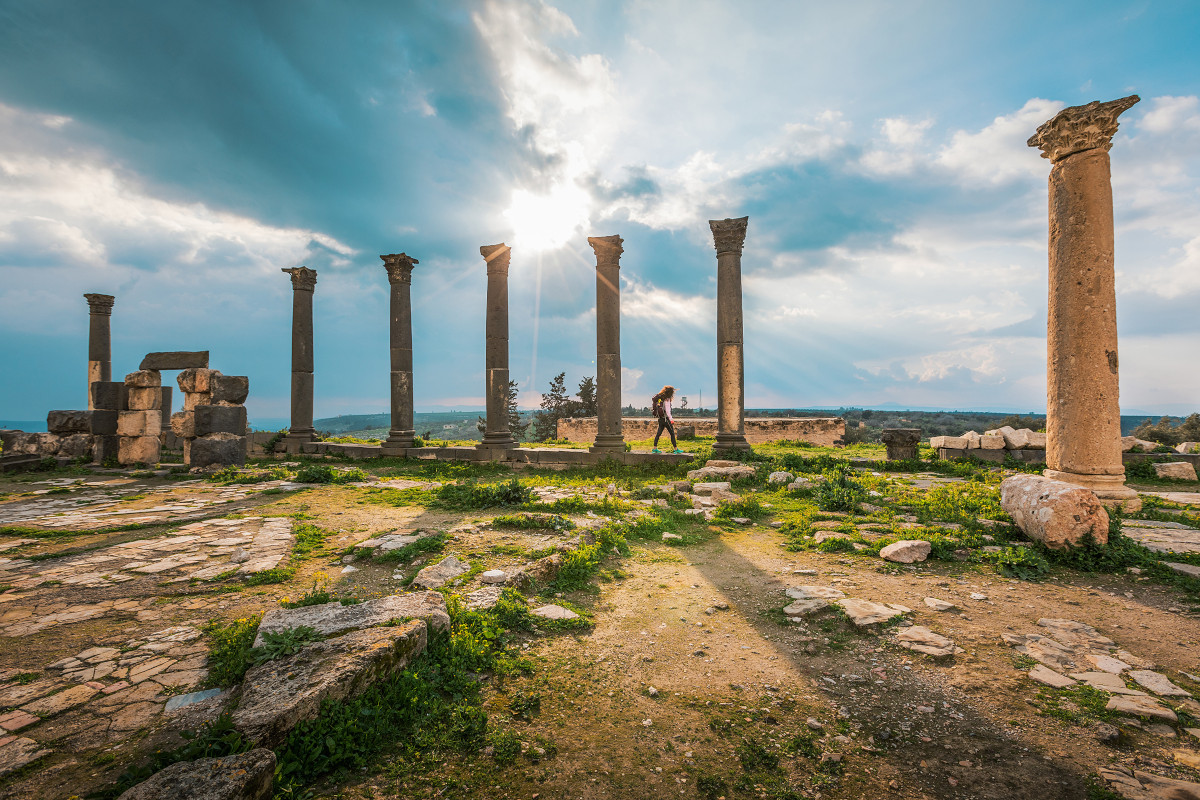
[651,396,665,418]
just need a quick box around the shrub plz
[987,546,1050,580]
[491,513,574,532]
[714,496,768,521]
[293,464,370,484]
[202,616,261,688]
[434,478,534,509]
[813,465,866,512]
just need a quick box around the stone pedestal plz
[282,267,317,452]
[710,217,751,452]
[84,293,114,410]
[588,235,625,454]
[1028,95,1141,510]
[881,428,921,461]
[478,244,516,449]
[381,253,418,455]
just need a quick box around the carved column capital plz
[480,243,511,275]
[381,253,419,284]
[1028,95,1140,163]
[84,293,115,315]
[588,235,624,267]
[282,266,318,292]
[709,217,749,255]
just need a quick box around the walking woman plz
[651,385,683,453]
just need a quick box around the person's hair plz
[655,385,675,400]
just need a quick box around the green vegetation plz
[433,478,534,510]
[201,616,261,688]
[294,464,370,484]
[491,513,575,531]
[813,464,866,512]
[1131,413,1200,446]
[249,626,324,666]
[373,532,448,564]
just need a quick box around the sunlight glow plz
[504,182,591,254]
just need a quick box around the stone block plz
[930,435,968,450]
[183,391,213,411]
[1154,462,1198,481]
[881,428,921,460]
[115,748,274,800]
[177,368,220,394]
[124,370,161,388]
[979,434,1005,450]
[159,387,173,418]
[1026,431,1047,450]
[963,431,982,449]
[194,405,247,436]
[879,540,932,563]
[47,410,93,434]
[675,424,696,440]
[118,435,160,465]
[1178,442,1199,454]
[92,435,120,464]
[90,381,127,410]
[31,433,60,456]
[1121,436,1159,453]
[1000,474,1109,549]
[255,593,450,647]
[90,409,118,435]
[139,350,210,371]
[58,433,94,459]
[126,386,162,411]
[118,411,162,438]
[189,433,246,468]
[170,412,194,439]
[210,375,249,405]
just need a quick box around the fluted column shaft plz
[589,235,625,453]
[283,267,317,447]
[381,253,418,454]
[710,217,751,451]
[1029,95,1140,507]
[84,293,114,410]
[479,244,516,448]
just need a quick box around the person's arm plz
[666,399,673,423]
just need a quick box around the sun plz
[504,182,591,254]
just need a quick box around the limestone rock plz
[923,597,956,612]
[1025,431,1046,449]
[1098,766,1200,800]
[786,585,845,601]
[1000,474,1109,549]
[46,410,93,435]
[195,405,248,437]
[117,748,274,800]
[1127,670,1191,697]
[509,553,564,589]
[979,434,1005,450]
[835,598,908,627]
[480,569,508,584]
[0,736,50,778]
[895,626,962,658]
[1086,653,1131,673]
[1121,436,1161,453]
[1166,562,1200,579]
[687,465,756,481]
[254,592,449,647]
[210,375,250,405]
[118,435,160,465]
[190,433,246,468]
[235,622,427,747]
[1029,664,1076,688]
[767,471,795,485]
[1068,671,1144,695]
[1177,442,1199,455]
[140,351,210,371]
[692,481,732,496]
[783,598,829,618]
[124,370,161,388]
[533,604,579,621]
[879,540,932,563]
[178,368,220,394]
[1106,694,1178,723]
[1154,462,1198,481]
[58,433,94,458]
[786,478,813,491]
[464,586,504,610]
[930,436,968,450]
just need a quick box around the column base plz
[1043,469,1142,512]
[284,430,315,454]
[381,431,415,456]
[478,434,516,449]
[590,435,625,454]
[714,433,751,452]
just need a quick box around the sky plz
[1,0,1198,426]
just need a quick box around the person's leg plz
[667,420,677,449]
[653,418,666,449]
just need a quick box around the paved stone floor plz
[1122,519,1200,555]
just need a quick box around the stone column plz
[282,267,317,450]
[1028,95,1140,509]
[479,244,516,449]
[381,253,418,454]
[710,217,751,451]
[588,235,625,454]
[84,293,115,410]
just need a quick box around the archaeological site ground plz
[2,97,1200,800]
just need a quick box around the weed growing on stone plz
[250,625,324,665]
[491,513,575,532]
[714,495,768,521]
[374,532,448,564]
[551,525,629,592]
[201,616,261,688]
[987,546,1050,580]
[244,566,295,585]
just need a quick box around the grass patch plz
[244,567,295,586]
[433,478,534,510]
[491,513,575,532]
[1035,684,1118,726]
[374,532,449,564]
[201,616,261,688]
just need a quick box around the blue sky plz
[2,0,1198,425]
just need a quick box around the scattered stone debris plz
[878,540,931,563]
[412,555,470,589]
[116,748,276,800]
[894,626,963,658]
[532,604,579,621]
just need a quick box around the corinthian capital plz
[1028,95,1140,163]
[381,253,419,284]
[709,217,749,255]
[282,266,318,291]
[587,234,624,267]
[480,243,511,274]
[84,293,115,315]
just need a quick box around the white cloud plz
[936,98,1062,184]
[1137,95,1200,134]
[621,273,712,325]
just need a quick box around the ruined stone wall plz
[556,417,845,446]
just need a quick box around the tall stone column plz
[588,235,625,454]
[381,253,418,454]
[479,244,516,449]
[84,293,115,409]
[282,267,317,450]
[710,217,751,452]
[1028,95,1140,509]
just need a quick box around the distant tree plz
[576,376,597,417]
[1132,413,1200,446]
[533,372,571,441]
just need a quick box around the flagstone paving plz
[1122,519,1200,555]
